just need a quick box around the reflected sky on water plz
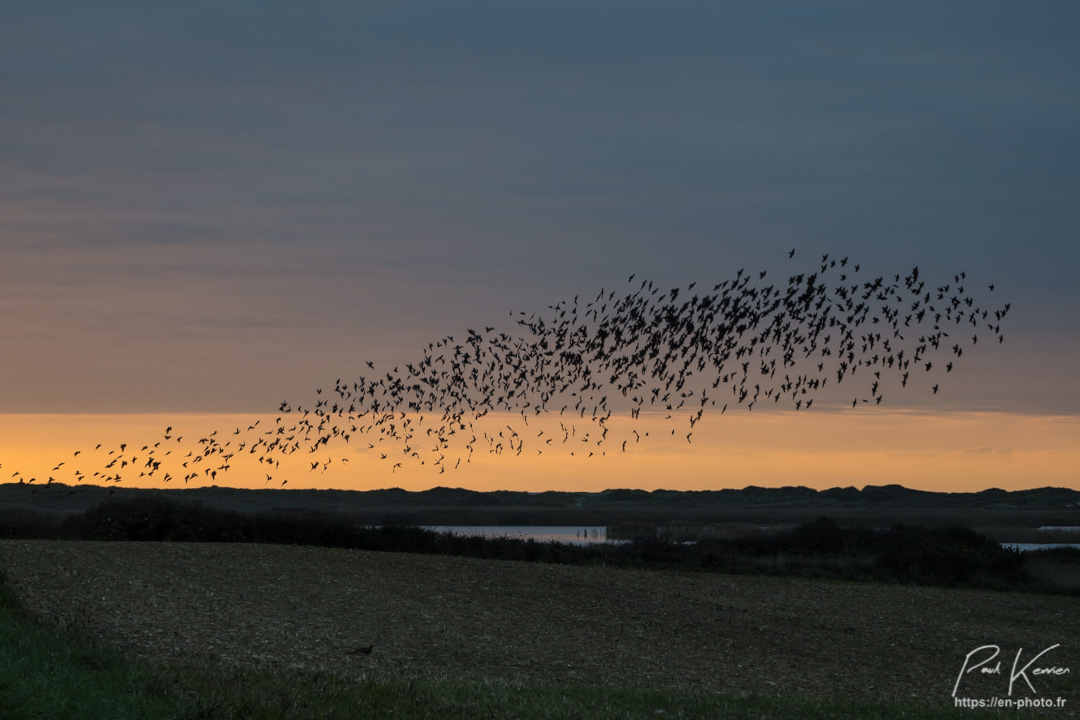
[421,526,615,546]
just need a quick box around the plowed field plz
[1,540,1076,710]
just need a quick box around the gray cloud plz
[1,1,1078,413]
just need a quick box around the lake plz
[420,525,616,546]
[1001,543,1080,552]
[1003,526,1080,552]
[416,525,1080,552]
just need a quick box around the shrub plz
[7,498,1068,594]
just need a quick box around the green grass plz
[0,570,1020,720]
[151,665,1020,720]
[0,570,194,720]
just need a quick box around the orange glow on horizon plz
[0,410,1077,494]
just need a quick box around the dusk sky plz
[2,2,1078,492]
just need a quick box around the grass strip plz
[0,570,196,719]
[155,664,1019,720]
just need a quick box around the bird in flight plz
[19,250,1009,487]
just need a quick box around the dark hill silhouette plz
[1,482,1076,529]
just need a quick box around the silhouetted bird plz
[17,250,1009,487]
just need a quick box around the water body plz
[1001,543,1080,553]
[420,525,615,546]
[417,525,1080,552]
[1002,527,1080,552]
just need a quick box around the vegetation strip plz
[3,496,1078,594]
[0,571,190,720]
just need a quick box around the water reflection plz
[419,525,616,546]
[1001,543,1080,552]
[415,525,1080,552]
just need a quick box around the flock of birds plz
[9,251,1010,490]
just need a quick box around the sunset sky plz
[2,2,1078,493]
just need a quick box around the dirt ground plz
[1,540,1077,710]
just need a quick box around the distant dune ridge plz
[1,482,1074,524]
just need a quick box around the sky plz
[2,2,1078,493]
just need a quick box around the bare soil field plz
[1,540,1077,711]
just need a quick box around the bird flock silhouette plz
[9,252,1010,490]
